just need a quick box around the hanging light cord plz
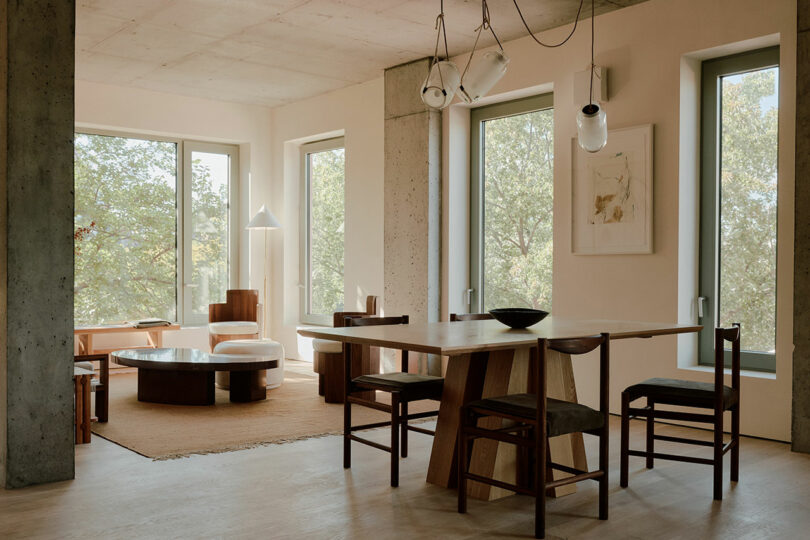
[588,0,596,108]
[461,0,503,83]
[425,0,452,94]
[512,0,585,48]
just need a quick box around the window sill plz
[678,364,776,380]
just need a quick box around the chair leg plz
[391,392,400,487]
[713,409,724,500]
[401,400,408,458]
[731,405,740,483]
[536,422,546,539]
[599,423,609,520]
[343,394,352,469]
[458,407,468,514]
[620,391,630,488]
[646,398,655,469]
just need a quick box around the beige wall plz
[440,0,796,441]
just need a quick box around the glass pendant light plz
[577,0,607,152]
[420,1,460,110]
[458,0,507,104]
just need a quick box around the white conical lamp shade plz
[577,103,607,153]
[458,50,509,104]
[420,60,461,109]
[246,204,281,229]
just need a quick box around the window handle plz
[698,296,707,318]
[465,288,474,307]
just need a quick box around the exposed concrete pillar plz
[794,0,810,452]
[384,59,442,374]
[1,0,76,487]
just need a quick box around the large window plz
[699,47,779,371]
[300,137,345,325]
[74,132,238,326]
[470,94,554,313]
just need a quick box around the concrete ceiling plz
[76,0,647,108]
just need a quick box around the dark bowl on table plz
[488,308,549,329]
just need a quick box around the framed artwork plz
[571,124,654,254]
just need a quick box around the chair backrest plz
[348,315,410,371]
[450,313,493,322]
[333,295,379,327]
[714,324,741,402]
[536,333,610,424]
[209,289,259,323]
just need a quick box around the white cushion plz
[213,339,285,389]
[312,338,343,354]
[208,321,259,335]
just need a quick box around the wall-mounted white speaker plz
[574,66,608,106]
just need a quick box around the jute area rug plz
[92,361,434,460]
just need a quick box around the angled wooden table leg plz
[426,351,488,488]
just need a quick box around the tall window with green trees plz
[301,138,345,325]
[700,47,779,371]
[471,94,554,313]
[74,133,237,326]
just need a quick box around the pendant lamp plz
[458,0,508,104]
[421,1,460,109]
[577,0,607,152]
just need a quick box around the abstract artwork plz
[572,124,653,254]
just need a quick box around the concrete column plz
[1,0,76,487]
[794,0,810,452]
[384,59,442,374]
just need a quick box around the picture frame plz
[571,124,654,255]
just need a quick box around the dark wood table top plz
[111,348,278,372]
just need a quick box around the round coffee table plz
[112,348,279,405]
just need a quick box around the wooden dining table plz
[298,316,701,500]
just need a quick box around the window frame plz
[469,93,554,313]
[299,136,346,326]
[698,46,779,372]
[74,129,240,327]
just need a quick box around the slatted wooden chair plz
[343,315,444,487]
[449,313,494,322]
[620,324,741,500]
[313,295,378,402]
[458,334,610,539]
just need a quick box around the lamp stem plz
[263,227,268,339]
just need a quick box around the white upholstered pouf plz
[213,339,285,390]
[208,321,260,335]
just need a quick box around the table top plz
[75,324,180,334]
[111,348,278,372]
[73,366,94,377]
[297,317,702,356]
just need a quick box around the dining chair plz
[343,315,444,487]
[458,334,610,539]
[449,313,493,321]
[619,324,741,500]
[313,295,378,402]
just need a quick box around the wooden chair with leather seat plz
[620,324,741,500]
[343,315,444,487]
[458,334,610,539]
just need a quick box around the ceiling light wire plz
[512,0,585,48]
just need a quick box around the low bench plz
[75,324,181,355]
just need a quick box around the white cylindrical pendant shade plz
[420,61,461,109]
[577,104,608,153]
[458,50,509,104]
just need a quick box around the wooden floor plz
[2,416,810,539]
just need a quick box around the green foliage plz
[308,148,345,315]
[74,134,229,325]
[718,68,779,352]
[482,109,554,311]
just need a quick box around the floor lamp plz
[246,204,281,339]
